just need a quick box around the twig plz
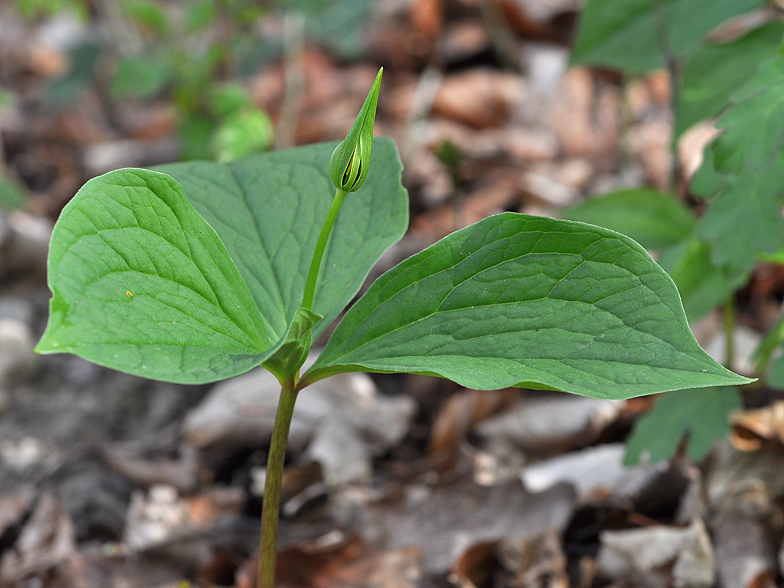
[651,0,681,193]
[478,0,520,72]
[275,11,305,150]
[96,0,143,56]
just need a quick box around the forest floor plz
[1,1,784,587]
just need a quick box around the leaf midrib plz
[184,164,289,328]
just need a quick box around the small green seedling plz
[35,69,750,587]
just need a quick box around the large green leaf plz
[304,213,750,399]
[157,137,408,339]
[571,0,764,73]
[562,188,696,250]
[695,56,784,276]
[675,21,784,138]
[624,387,741,464]
[35,169,277,383]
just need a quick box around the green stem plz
[301,188,348,311]
[753,310,784,375]
[258,185,349,585]
[258,384,299,588]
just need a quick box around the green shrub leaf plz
[156,137,408,339]
[675,21,784,138]
[211,108,274,162]
[658,238,743,322]
[562,188,696,250]
[624,387,741,464]
[35,169,278,383]
[571,0,764,73]
[111,53,172,99]
[696,56,784,276]
[305,214,751,399]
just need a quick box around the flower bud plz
[329,68,382,192]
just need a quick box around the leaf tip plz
[33,333,60,355]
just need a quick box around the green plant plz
[112,0,276,161]
[35,69,748,586]
[14,0,89,20]
[568,0,784,463]
[15,0,375,160]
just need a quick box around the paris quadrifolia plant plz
[35,68,751,587]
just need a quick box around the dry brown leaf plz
[435,21,491,64]
[251,49,382,146]
[549,68,619,160]
[429,388,518,453]
[678,122,721,182]
[410,0,444,39]
[505,127,559,163]
[422,118,507,159]
[625,70,671,120]
[102,443,200,493]
[432,69,523,128]
[366,547,424,588]
[452,540,501,588]
[477,396,622,457]
[362,478,575,573]
[521,159,595,207]
[27,44,68,77]
[114,101,177,140]
[281,461,324,504]
[451,528,569,588]
[0,493,76,582]
[500,0,576,43]
[730,401,784,452]
[626,118,673,191]
[262,536,424,588]
[187,486,245,529]
[502,0,580,24]
[196,550,246,588]
[598,518,714,588]
[411,171,520,240]
[45,91,114,145]
[276,534,377,588]
[500,530,569,588]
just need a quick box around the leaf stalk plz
[301,187,348,311]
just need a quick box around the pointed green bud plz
[329,68,382,192]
